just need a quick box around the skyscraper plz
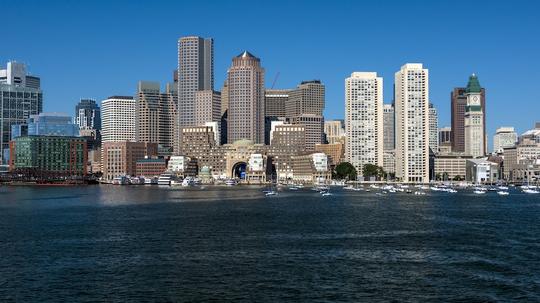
[451,78,486,153]
[383,104,395,152]
[177,36,214,130]
[136,81,177,153]
[226,51,265,144]
[75,99,101,131]
[464,74,485,157]
[264,89,290,118]
[0,61,43,163]
[429,103,439,152]
[194,90,221,126]
[324,120,345,144]
[345,72,383,174]
[395,63,430,183]
[101,96,136,142]
[287,80,325,150]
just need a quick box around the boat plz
[473,190,486,194]
[321,190,333,196]
[497,191,509,196]
[523,188,539,194]
[144,177,158,185]
[265,190,278,196]
[181,177,196,186]
[225,179,237,186]
[157,173,174,186]
[414,191,426,195]
[112,176,129,185]
[498,186,509,190]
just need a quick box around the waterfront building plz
[429,103,439,153]
[503,123,540,181]
[226,51,265,144]
[167,155,198,177]
[324,120,345,145]
[493,127,517,153]
[265,89,289,118]
[287,80,325,150]
[451,79,486,153]
[291,152,331,184]
[315,143,344,166]
[28,113,79,137]
[395,63,430,183]
[466,158,499,184]
[9,136,87,176]
[464,74,485,157]
[345,72,384,174]
[177,36,214,130]
[101,141,158,181]
[136,158,167,177]
[75,98,101,131]
[0,61,43,163]
[194,90,221,126]
[433,154,472,181]
[270,123,306,153]
[101,96,136,142]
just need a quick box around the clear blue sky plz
[2,0,539,146]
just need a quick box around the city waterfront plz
[1,185,539,301]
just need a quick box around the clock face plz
[473,96,479,101]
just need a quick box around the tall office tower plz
[493,127,517,153]
[383,104,395,151]
[194,90,221,126]
[0,61,43,163]
[177,36,214,130]
[226,51,265,144]
[324,120,345,144]
[464,74,485,157]
[265,89,289,118]
[136,81,177,153]
[101,96,136,142]
[395,63,430,183]
[429,103,439,152]
[287,80,325,150]
[345,72,383,173]
[75,99,101,130]
[451,78,486,153]
[221,80,229,116]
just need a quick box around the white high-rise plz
[464,74,485,157]
[395,63,430,183]
[493,127,517,153]
[345,72,383,174]
[101,96,136,142]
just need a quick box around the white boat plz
[265,190,278,196]
[497,191,509,196]
[523,188,539,194]
[473,190,486,194]
[498,186,509,190]
[343,185,355,190]
[182,177,195,187]
[157,173,174,186]
[321,191,333,196]
[144,177,158,185]
[112,176,129,185]
[414,191,426,195]
[225,179,237,186]
[446,188,457,193]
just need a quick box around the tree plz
[453,175,463,181]
[334,162,357,180]
[442,172,449,181]
[363,164,385,180]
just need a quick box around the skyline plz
[2,0,540,140]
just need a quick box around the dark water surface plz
[0,185,539,302]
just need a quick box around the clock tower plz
[464,74,485,157]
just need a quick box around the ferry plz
[112,176,130,185]
[157,173,174,186]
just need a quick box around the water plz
[0,185,539,302]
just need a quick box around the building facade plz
[194,90,221,126]
[0,61,43,163]
[429,103,439,152]
[75,98,101,131]
[287,80,325,150]
[493,127,517,153]
[101,96,136,142]
[451,80,486,153]
[226,51,265,144]
[324,120,345,145]
[101,141,158,180]
[345,72,383,174]
[9,136,87,176]
[264,89,289,118]
[395,63,430,183]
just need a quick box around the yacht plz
[265,190,278,196]
[497,191,509,196]
[473,189,486,194]
[157,173,174,186]
[225,179,237,186]
[144,177,158,185]
[182,177,195,186]
[112,176,129,185]
[523,188,539,194]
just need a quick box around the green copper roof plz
[466,74,482,93]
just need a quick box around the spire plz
[236,50,256,58]
[466,74,482,93]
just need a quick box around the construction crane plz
[270,72,280,89]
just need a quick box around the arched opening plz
[232,162,247,180]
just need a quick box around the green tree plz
[334,162,357,180]
[453,175,463,181]
[363,164,385,179]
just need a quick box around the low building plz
[9,136,87,177]
[315,143,344,166]
[291,152,331,184]
[136,158,167,177]
[434,154,472,181]
[466,158,499,184]
[101,141,158,181]
[167,155,198,177]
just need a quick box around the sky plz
[2,0,540,147]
